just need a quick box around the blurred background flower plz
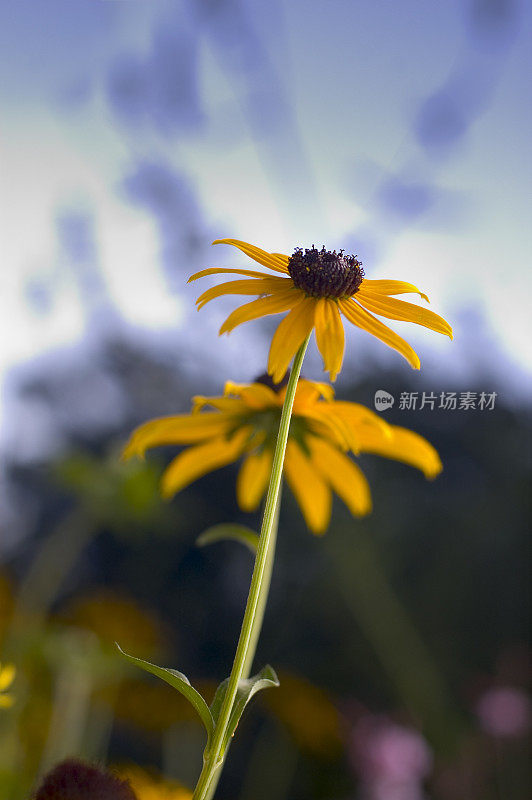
[0,1,530,798]
[118,765,191,800]
[124,377,442,533]
[0,663,16,709]
[475,685,531,738]
[349,714,433,800]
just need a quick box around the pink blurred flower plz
[350,715,433,800]
[476,686,531,738]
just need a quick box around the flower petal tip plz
[159,481,175,501]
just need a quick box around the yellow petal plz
[219,290,299,335]
[293,379,335,407]
[314,298,345,382]
[192,395,249,414]
[212,239,289,274]
[122,413,233,459]
[356,425,443,479]
[283,440,332,535]
[361,279,429,302]
[304,417,349,450]
[236,448,273,511]
[267,297,317,383]
[356,289,453,338]
[196,276,291,310]
[188,267,272,282]
[328,401,392,439]
[300,406,354,451]
[308,436,372,517]
[224,382,279,410]
[0,664,15,692]
[161,429,251,498]
[340,299,421,370]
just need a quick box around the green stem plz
[193,337,310,800]
[242,486,281,679]
[199,493,281,800]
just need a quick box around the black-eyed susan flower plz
[189,239,453,382]
[123,377,442,535]
[0,662,15,709]
[35,758,137,800]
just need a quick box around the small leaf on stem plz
[210,665,280,754]
[116,644,214,740]
[196,524,259,553]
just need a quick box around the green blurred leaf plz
[210,665,279,754]
[197,524,259,553]
[116,645,214,739]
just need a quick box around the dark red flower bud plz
[34,759,137,800]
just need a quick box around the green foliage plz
[116,645,214,742]
[116,645,279,764]
[55,450,168,536]
[197,524,259,553]
[208,665,280,757]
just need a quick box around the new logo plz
[374,390,394,411]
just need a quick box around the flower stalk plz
[192,335,310,800]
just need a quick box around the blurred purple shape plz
[107,53,147,127]
[467,0,519,47]
[350,715,433,800]
[25,277,54,316]
[377,178,435,221]
[476,686,531,737]
[415,90,468,150]
[121,160,205,286]
[150,26,203,134]
[106,22,203,135]
[415,0,520,154]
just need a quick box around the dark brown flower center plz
[288,246,364,299]
[254,372,289,392]
[35,758,137,799]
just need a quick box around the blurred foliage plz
[55,452,172,538]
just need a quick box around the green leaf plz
[116,644,214,739]
[210,665,279,754]
[196,524,259,553]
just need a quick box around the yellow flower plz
[123,377,442,535]
[0,662,16,708]
[189,239,453,382]
[119,765,191,800]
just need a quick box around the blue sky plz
[1,0,531,398]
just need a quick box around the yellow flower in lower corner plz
[189,239,453,381]
[123,377,442,535]
[0,662,15,708]
[119,765,191,800]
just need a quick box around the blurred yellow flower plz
[189,239,452,381]
[123,377,442,535]
[119,765,191,800]
[0,662,16,708]
[261,671,343,757]
[63,590,164,660]
[109,676,216,732]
